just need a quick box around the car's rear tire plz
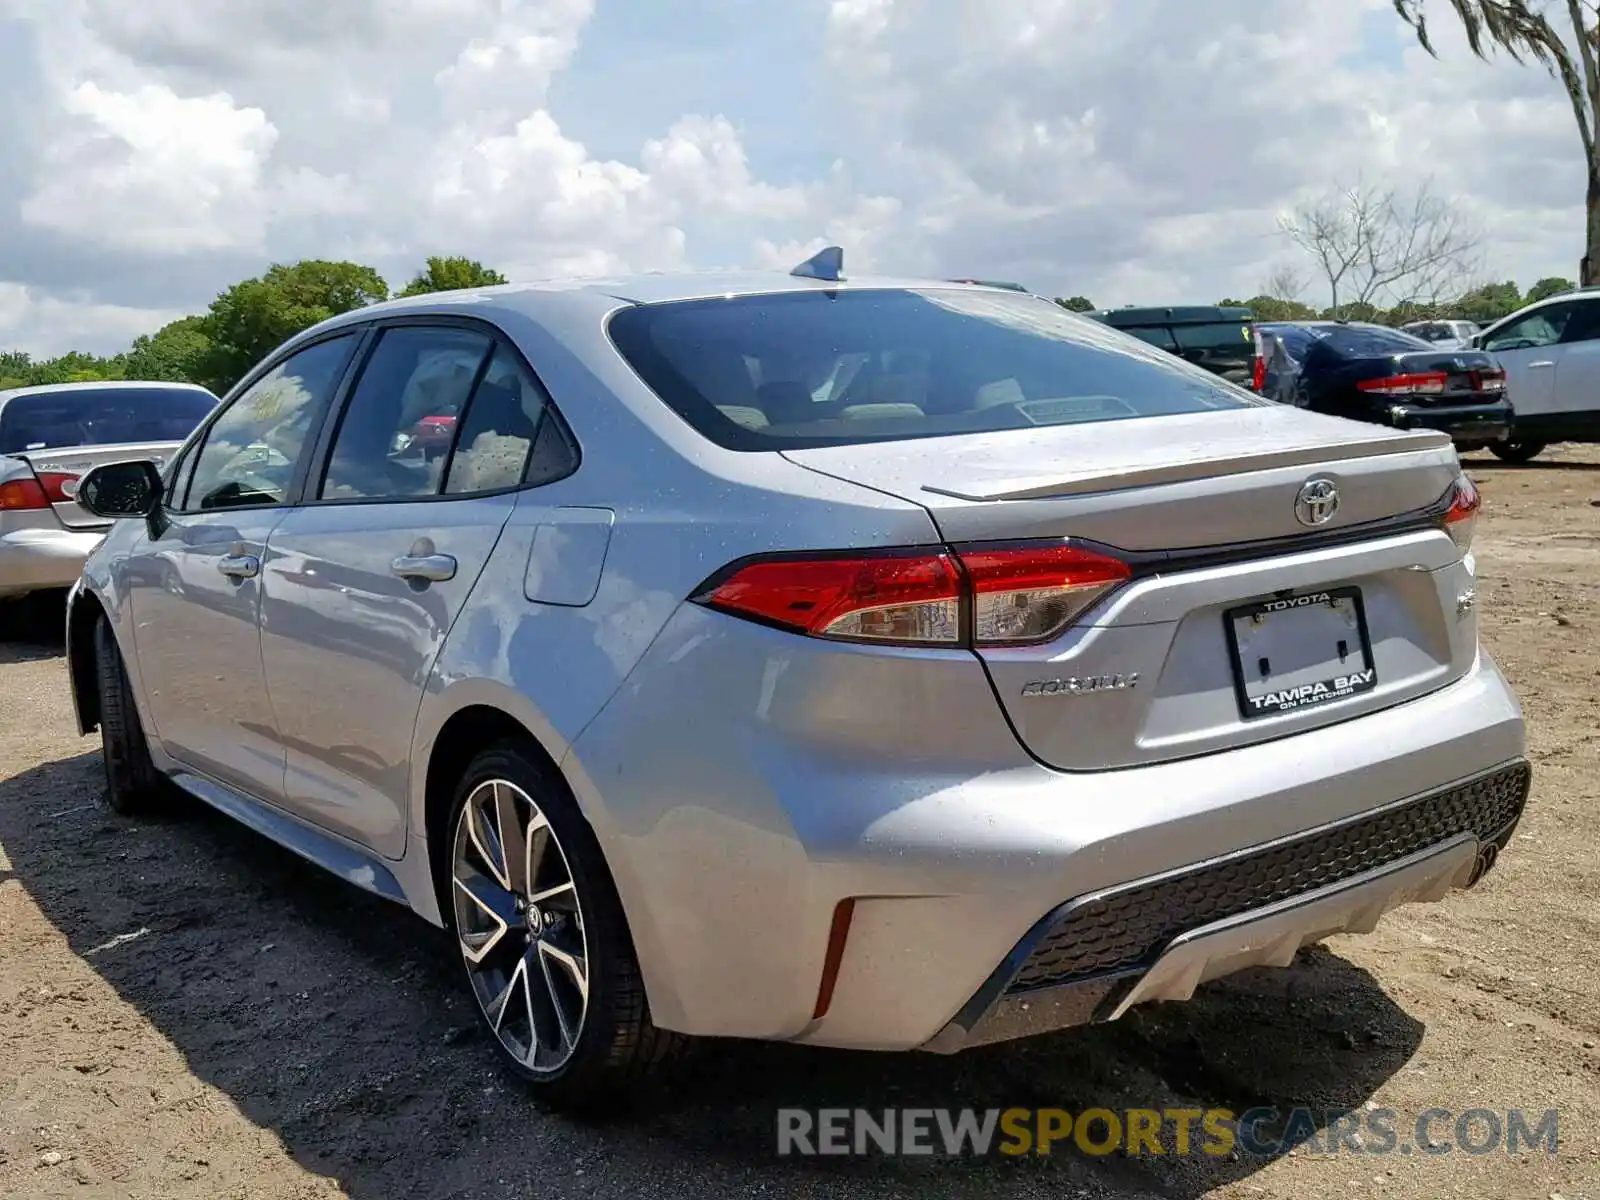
[94,617,166,815]
[1490,440,1546,465]
[443,741,689,1107]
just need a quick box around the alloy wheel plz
[451,778,590,1073]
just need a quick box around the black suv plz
[1084,305,1260,388]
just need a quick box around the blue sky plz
[0,0,1586,355]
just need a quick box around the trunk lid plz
[19,440,183,530]
[783,406,1474,771]
[1355,349,1506,406]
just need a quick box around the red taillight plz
[1357,371,1448,396]
[34,471,78,503]
[0,477,50,510]
[1251,352,1266,392]
[1443,474,1480,553]
[1470,366,1506,392]
[696,541,1133,647]
[699,550,963,644]
[958,543,1133,644]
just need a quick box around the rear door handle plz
[1527,360,1555,368]
[218,553,259,579]
[392,553,457,583]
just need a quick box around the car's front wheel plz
[93,617,166,814]
[1490,439,1547,465]
[444,742,688,1106]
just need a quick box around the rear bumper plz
[1381,400,1512,446]
[0,526,105,599]
[923,758,1528,1052]
[569,599,1528,1050]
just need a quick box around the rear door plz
[259,322,554,857]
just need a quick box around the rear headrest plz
[755,381,814,425]
[469,381,539,441]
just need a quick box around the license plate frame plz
[1223,586,1377,721]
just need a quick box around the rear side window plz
[443,347,556,494]
[608,289,1258,450]
[320,327,493,501]
[1262,326,1318,363]
[1170,321,1254,354]
[0,387,215,454]
[1120,325,1179,351]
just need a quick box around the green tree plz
[1056,295,1096,312]
[1322,300,1384,323]
[1395,1,1598,283]
[1239,294,1318,321]
[1453,279,1524,323]
[0,351,32,390]
[122,316,212,384]
[1526,275,1576,303]
[11,351,124,386]
[397,255,508,297]
[198,260,387,393]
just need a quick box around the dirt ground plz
[2,447,1599,1200]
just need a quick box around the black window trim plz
[164,326,370,516]
[295,313,582,510]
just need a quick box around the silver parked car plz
[1399,319,1481,350]
[64,253,1529,1105]
[0,381,217,602]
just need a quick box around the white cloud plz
[0,0,1591,357]
[21,82,278,254]
[0,283,182,359]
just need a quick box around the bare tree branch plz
[1261,262,1306,302]
[1396,0,1600,279]
[1278,178,1482,312]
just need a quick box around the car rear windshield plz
[1404,322,1458,342]
[0,387,216,454]
[607,289,1258,450]
[1317,326,1432,356]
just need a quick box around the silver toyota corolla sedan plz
[63,252,1529,1105]
[0,380,216,603]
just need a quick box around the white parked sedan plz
[0,381,217,603]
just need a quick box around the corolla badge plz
[1293,477,1340,527]
[1021,673,1139,697]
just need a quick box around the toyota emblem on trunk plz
[1294,478,1340,526]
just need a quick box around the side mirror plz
[77,460,164,519]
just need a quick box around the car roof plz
[1087,304,1253,325]
[0,379,217,404]
[285,271,1063,351]
[379,270,1005,311]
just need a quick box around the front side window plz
[1483,304,1574,352]
[608,288,1259,451]
[320,327,493,501]
[182,334,358,511]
